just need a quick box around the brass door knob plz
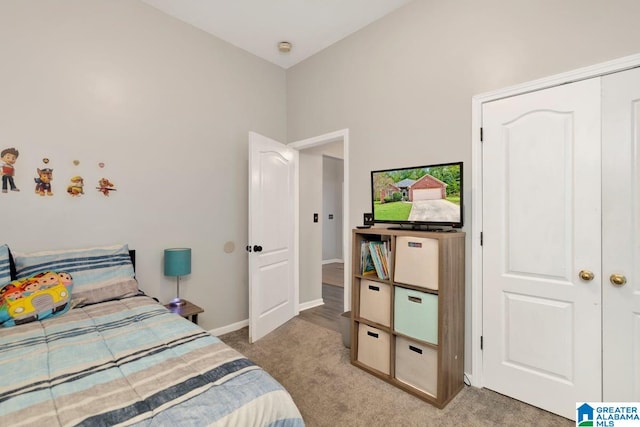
[610,274,627,286]
[579,270,595,281]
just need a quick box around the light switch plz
[314,213,318,223]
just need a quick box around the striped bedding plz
[0,295,304,426]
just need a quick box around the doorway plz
[298,153,345,332]
[320,153,345,327]
[289,129,350,330]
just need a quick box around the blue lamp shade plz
[164,248,191,277]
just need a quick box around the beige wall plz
[286,0,640,373]
[0,0,286,331]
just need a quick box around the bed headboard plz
[8,247,16,280]
[129,250,136,271]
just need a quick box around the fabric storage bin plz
[359,279,391,326]
[394,236,439,290]
[357,324,390,374]
[395,336,438,397]
[394,287,438,344]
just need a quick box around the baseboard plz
[209,319,249,336]
[299,298,324,311]
[210,299,327,336]
[322,258,343,265]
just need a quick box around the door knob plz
[253,245,263,252]
[579,270,594,281]
[609,274,627,286]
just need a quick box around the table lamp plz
[164,248,191,307]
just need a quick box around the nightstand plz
[164,300,204,324]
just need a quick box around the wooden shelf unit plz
[350,228,465,408]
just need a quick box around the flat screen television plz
[370,161,463,229]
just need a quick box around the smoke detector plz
[278,41,292,53]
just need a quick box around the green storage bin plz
[394,287,438,344]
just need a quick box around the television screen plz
[370,161,463,228]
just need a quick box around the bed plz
[0,244,304,426]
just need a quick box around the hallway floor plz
[298,263,345,333]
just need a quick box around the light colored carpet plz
[322,262,344,287]
[219,317,572,427]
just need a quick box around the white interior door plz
[248,131,297,343]
[482,78,602,419]
[602,67,640,401]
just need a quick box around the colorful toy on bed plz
[0,271,73,327]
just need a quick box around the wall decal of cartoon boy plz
[1,147,20,193]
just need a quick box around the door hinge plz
[480,231,483,246]
[480,127,483,142]
[480,335,483,350]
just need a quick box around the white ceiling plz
[140,0,413,69]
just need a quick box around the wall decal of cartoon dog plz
[34,168,53,196]
[67,176,84,196]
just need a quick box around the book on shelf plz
[360,241,377,276]
[368,241,390,280]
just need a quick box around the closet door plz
[602,67,640,401]
[482,78,602,420]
